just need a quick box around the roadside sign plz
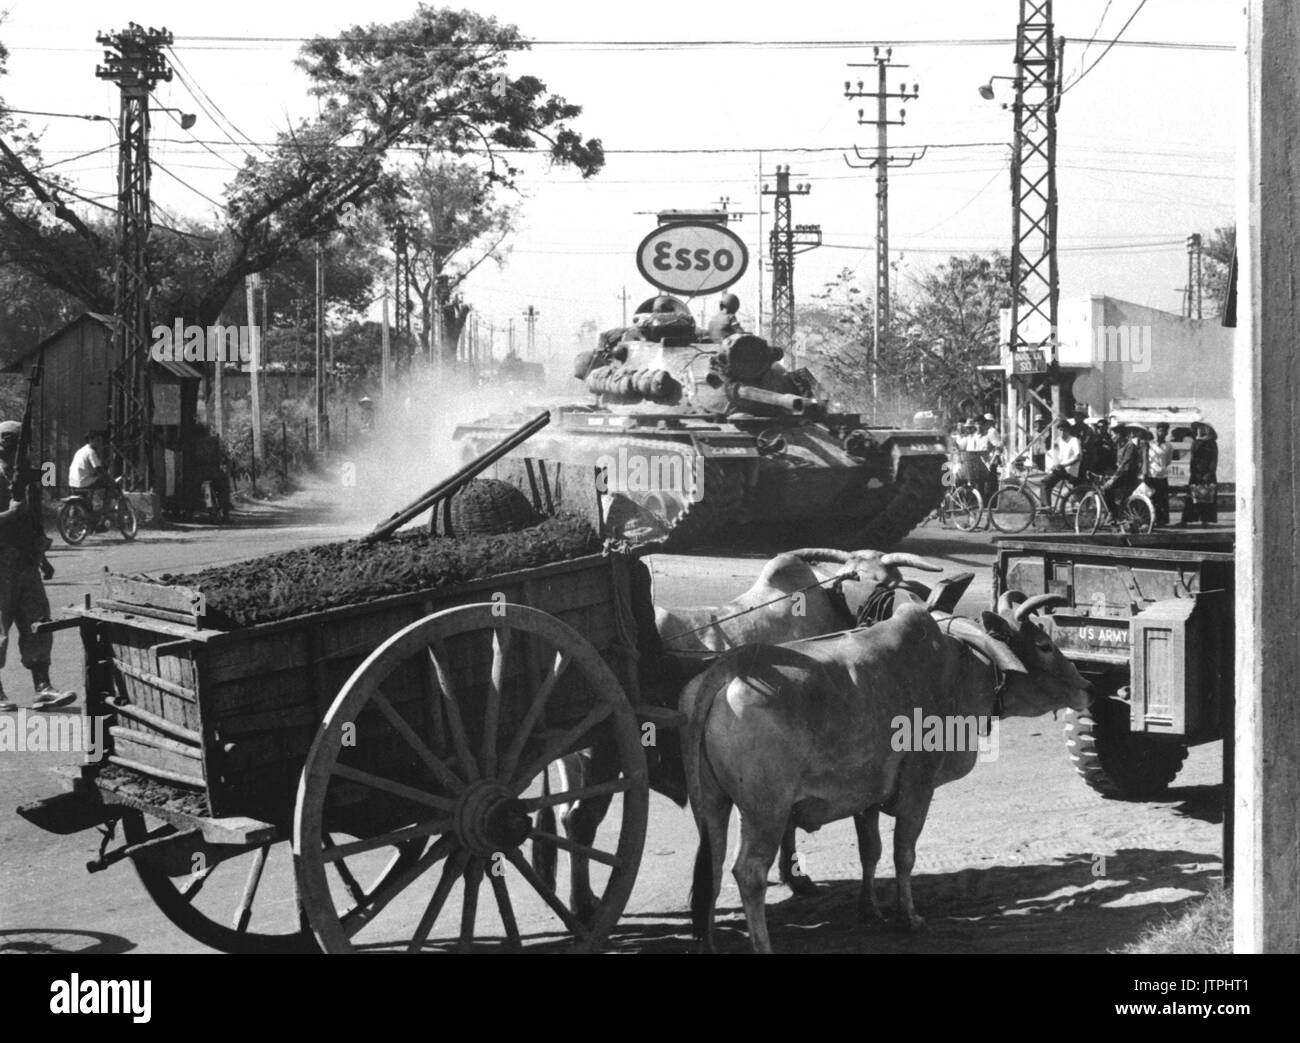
[1012,349,1048,375]
[635,221,749,296]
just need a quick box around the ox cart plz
[19,549,685,953]
[994,531,1234,800]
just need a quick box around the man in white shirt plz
[69,432,113,513]
[1146,423,1172,525]
[1042,419,1083,507]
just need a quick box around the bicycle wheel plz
[1075,490,1103,535]
[116,497,139,541]
[943,486,982,531]
[987,484,1035,534]
[1124,494,1155,535]
[57,501,91,545]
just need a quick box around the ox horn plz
[941,615,1028,674]
[879,552,942,572]
[997,590,1028,617]
[789,548,854,566]
[1013,593,1069,623]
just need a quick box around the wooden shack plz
[2,312,203,510]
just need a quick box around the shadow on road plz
[606,847,1221,953]
[0,929,136,955]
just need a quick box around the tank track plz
[656,458,748,551]
[849,456,946,550]
[601,437,749,551]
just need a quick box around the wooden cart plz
[19,551,677,953]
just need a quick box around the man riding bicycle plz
[68,432,117,519]
[1100,426,1142,515]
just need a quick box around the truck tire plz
[1063,698,1189,799]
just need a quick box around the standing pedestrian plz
[1178,423,1220,526]
[1146,423,1172,525]
[0,420,76,712]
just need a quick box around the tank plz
[452,295,947,551]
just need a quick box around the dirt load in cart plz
[994,532,1234,799]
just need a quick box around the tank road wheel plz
[122,810,426,953]
[656,462,746,551]
[853,457,946,550]
[294,604,649,953]
[1063,698,1189,799]
[987,485,1036,534]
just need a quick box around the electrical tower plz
[394,218,412,360]
[1007,1,1063,444]
[762,166,822,354]
[845,50,920,406]
[523,305,539,357]
[96,23,173,491]
[1186,233,1203,319]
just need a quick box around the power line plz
[152,157,226,209]
[164,34,1232,52]
[1060,0,1151,99]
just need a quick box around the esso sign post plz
[635,222,749,296]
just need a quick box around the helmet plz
[0,420,20,438]
[652,296,678,314]
[718,293,740,313]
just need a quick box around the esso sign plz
[635,222,749,296]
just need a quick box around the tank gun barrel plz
[727,384,806,416]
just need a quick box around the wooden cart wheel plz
[294,603,649,953]
[122,810,426,954]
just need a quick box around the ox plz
[654,547,942,656]
[682,592,1093,953]
[538,547,945,920]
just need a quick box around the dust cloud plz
[328,358,573,530]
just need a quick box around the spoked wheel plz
[1075,490,1104,535]
[115,497,139,540]
[1046,486,1089,532]
[57,501,91,545]
[942,487,982,531]
[122,810,425,953]
[294,603,649,953]
[1124,494,1155,535]
[987,484,1035,534]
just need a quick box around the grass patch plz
[1122,883,1232,954]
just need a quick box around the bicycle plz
[1073,472,1156,535]
[939,482,983,531]
[57,477,138,544]
[984,462,1091,534]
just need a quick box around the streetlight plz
[154,106,198,130]
[977,76,1020,101]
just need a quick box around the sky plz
[0,1,1239,362]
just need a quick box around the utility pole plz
[394,217,411,363]
[1006,0,1063,452]
[523,305,539,358]
[845,49,920,413]
[291,295,307,399]
[508,318,516,356]
[97,23,173,491]
[1186,233,1204,319]
[761,165,821,356]
[314,240,324,449]
[380,292,391,397]
[618,286,630,327]
[245,274,263,465]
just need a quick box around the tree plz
[0,6,603,331]
[374,158,518,361]
[796,254,1010,428]
[1201,224,1235,318]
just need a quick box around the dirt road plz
[0,496,1224,954]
